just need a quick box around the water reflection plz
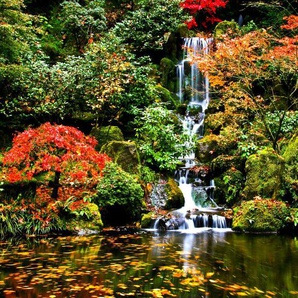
[0,230,298,297]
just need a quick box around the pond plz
[0,228,298,297]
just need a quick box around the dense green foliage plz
[113,0,188,52]
[93,162,144,225]
[135,104,193,171]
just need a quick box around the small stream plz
[0,230,298,297]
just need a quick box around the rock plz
[90,126,124,151]
[243,148,285,199]
[283,132,298,201]
[100,140,140,174]
[164,178,184,210]
[232,197,290,233]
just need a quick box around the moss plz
[177,23,191,38]
[243,148,285,200]
[155,84,178,109]
[159,58,176,92]
[232,198,290,233]
[196,134,219,163]
[164,178,184,209]
[90,126,124,151]
[214,20,239,39]
[141,211,156,228]
[196,129,239,164]
[101,140,140,174]
[282,132,298,201]
[211,155,245,175]
[70,203,103,231]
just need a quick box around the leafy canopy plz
[179,0,229,29]
[113,0,188,52]
[193,15,298,152]
[135,104,194,171]
[2,122,111,185]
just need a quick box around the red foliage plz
[2,123,111,204]
[180,0,229,29]
[3,122,111,184]
[281,15,298,30]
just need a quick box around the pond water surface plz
[0,228,298,297]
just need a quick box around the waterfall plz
[177,37,212,110]
[175,37,228,229]
[149,37,229,231]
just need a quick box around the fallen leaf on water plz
[237,292,249,296]
[266,291,276,296]
[253,287,264,294]
[205,272,214,278]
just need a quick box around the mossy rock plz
[164,178,184,209]
[90,126,124,151]
[196,134,219,163]
[196,130,239,163]
[232,198,290,233]
[177,23,191,39]
[155,84,178,109]
[282,131,298,201]
[141,211,157,228]
[211,155,245,175]
[214,20,240,39]
[176,103,188,115]
[243,148,285,200]
[100,141,140,174]
[159,58,176,92]
[70,203,103,231]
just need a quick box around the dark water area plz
[0,228,298,297]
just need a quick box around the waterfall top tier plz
[177,37,213,108]
[183,37,213,58]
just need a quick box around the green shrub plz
[93,162,144,226]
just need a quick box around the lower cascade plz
[152,37,230,231]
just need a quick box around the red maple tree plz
[2,122,111,199]
[180,0,229,29]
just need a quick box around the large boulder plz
[196,132,238,163]
[150,178,184,210]
[232,197,290,233]
[164,178,184,210]
[243,148,285,200]
[283,132,298,201]
[90,126,124,151]
[159,58,176,92]
[100,141,140,174]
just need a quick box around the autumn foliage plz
[1,123,112,234]
[2,122,111,185]
[180,0,229,29]
[190,15,298,155]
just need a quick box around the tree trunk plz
[51,171,61,199]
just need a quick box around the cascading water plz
[175,37,228,229]
[151,37,229,231]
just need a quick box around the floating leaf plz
[205,272,214,278]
